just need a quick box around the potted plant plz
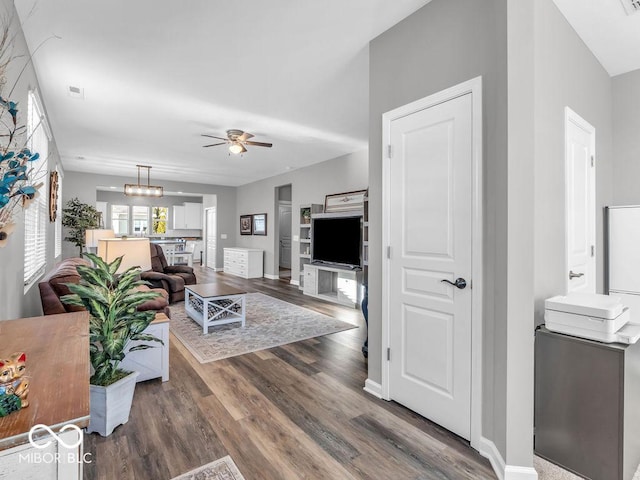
[61,253,163,436]
[61,197,101,255]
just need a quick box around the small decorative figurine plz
[0,352,30,415]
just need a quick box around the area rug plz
[169,292,357,363]
[171,456,245,480]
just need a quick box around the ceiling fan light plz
[229,143,244,155]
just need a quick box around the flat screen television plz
[311,215,362,268]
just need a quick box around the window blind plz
[24,91,49,287]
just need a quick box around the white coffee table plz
[185,283,247,333]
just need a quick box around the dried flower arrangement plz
[0,16,47,247]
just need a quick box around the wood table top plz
[186,283,247,298]
[0,311,90,450]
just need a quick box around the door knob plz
[569,270,584,280]
[441,278,467,289]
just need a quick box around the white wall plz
[612,68,640,205]
[62,172,237,268]
[235,150,368,280]
[0,1,64,320]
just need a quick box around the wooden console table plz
[0,311,90,480]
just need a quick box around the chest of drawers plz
[223,248,263,279]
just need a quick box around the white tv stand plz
[303,263,362,308]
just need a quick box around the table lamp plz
[85,229,115,253]
[97,238,151,274]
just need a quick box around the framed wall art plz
[324,189,367,213]
[252,213,267,235]
[240,215,253,235]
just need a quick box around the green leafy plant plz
[62,197,101,254]
[61,253,163,386]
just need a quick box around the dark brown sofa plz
[39,257,171,317]
[140,244,197,303]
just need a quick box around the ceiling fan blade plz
[237,132,254,142]
[203,142,227,147]
[244,141,273,148]
[239,144,247,154]
[201,134,228,141]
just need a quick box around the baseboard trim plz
[264,274,279,280]
[479,437,506,480]
[505,465,538,480]
[478,437,538,480]
[290,279,300,286]
[363,379,383,399]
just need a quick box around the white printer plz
[544,293,640,344]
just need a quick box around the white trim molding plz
[263,273,280,280]
[381,76,484,450]
[363,379,382,399]
[479,437,538,480]
[290,279,300,286]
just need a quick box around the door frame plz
[564,106,596,294]
[277,200,292,272]
[381,76,483,449]
[204,206,217,271]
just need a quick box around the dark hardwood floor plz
[83,265,495,480]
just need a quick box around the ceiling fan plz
[202,129,273,154]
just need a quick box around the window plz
[24,91,49,287]
[54,167,62,258]
[132,206,149,236]
[111,205,129,235]
[152,207,168,234]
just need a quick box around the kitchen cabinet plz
[173,203,201,230]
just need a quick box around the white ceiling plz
[552,0,640,76]
[15,0,431,187]
[17,1,639,190]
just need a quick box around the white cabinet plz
[224,248,263,278]
[303,264,361,308]
[120,314,169,382]
[173,205,186,229]
[173,203,202,229]
[184,202,202,229]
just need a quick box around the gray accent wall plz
[369,0,510,459]
[235,150,368,280]
[613,68,640,205]
[0,0,64,321]
[62,172,237,268]
[533,0,613,319]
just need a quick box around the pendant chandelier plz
[124,165,163,197]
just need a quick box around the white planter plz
[86,371,139,436]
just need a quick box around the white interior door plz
[565,107,596,294]
[205,207,217,270]
[387,93,473,440]
[279,204,292,269]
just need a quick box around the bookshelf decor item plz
[240,215,252,235]
[324,189,367,213]
[252,213,267,235]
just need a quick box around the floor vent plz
[620,0,640,15]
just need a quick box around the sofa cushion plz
[47,258,90,312]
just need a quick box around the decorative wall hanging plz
[240,215,252,235]
[252,213,267,236]
[324,189,367,213]
[49,170,59,222]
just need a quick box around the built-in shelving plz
[298,204,323,290]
